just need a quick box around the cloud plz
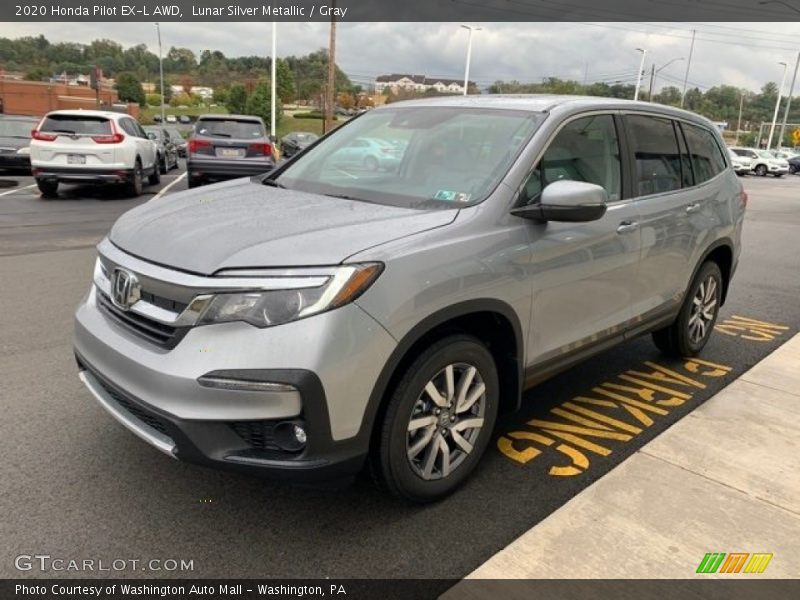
[5,21,798,94]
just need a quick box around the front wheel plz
[652,261,723,357]
[372,335,499,503]
[754,164,768,176]
[159,153,168,174]
[148,161,161,185]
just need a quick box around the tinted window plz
[118,119,137,136]
[40,114,111,136]
[0,118,36,137]
[196,118,265,138]
[520,114,621,205]
[627,115,682,196]
[682,123,726,183]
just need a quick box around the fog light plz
[293,425,307,445]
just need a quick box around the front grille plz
[96,378,171,437]
[97,291,183,348]
[229,421,281,451]
[139,291,189,313]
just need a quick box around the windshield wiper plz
[324,193,376,204]
[208,132,232,138]
[262,179,286,189]
[50,129,76,134]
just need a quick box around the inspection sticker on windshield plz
[434,190,471,202]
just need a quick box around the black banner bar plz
[3,0,800,22]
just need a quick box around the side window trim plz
[674,120,696,188]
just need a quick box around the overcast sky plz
[4,22,800,93]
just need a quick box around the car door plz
[521,113,642,366]
[623,114,710,324]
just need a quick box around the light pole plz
[735,92,745,145]
[766,61,789,151]
[155,22,165,124]
[461,25,481,96]
[270,19,277,140]
[633,48,647,101]
[776,51,800,149]
[648,57,684,102]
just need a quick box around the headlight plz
[16,146,30,155]
[196,263,383,328]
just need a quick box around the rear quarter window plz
[40,115,111,135]
[682,123,727,183]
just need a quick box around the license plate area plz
[67,154,86,165]
[217,148,245,158]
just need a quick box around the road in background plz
[0,174,798,582]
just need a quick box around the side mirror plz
[512,180,608,223]
[147,132,157,141]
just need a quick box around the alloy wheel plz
[406,363,486,480]
[688,275,718,345]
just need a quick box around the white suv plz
[729,146,789,177]
[30,110,159,198]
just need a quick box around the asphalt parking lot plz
[1,170,798,584]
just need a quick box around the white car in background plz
[729,146,789,177]
[30,110,159,198]
[727,149,752,176]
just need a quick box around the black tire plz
[187,174,201,189]
[364,156,379,171]
[652,261,723,358]
[754,164,768,176]
[159,153,168,174]
[774,173,783,178]
[126,159,144,197]
[148,160,161,185]
[36,179,58,198]
[371,335,499,503]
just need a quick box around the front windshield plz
[273,106,544,209]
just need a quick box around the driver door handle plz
[616,221,639,234]
[686,202,701,214]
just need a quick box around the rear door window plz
[681,123,727,184]
[195,119,265,139]
[626,115,682,197]
[40,114,111,136]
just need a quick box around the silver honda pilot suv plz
[74,95,744,502]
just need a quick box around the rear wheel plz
[372,335,499,503]
[187,174,201,188]
[126,159,144,197]
[652,261,723,357]
[36,179,58,198]
[754,164,768,176]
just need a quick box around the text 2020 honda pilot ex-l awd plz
[74,96,744,502]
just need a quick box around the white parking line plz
[0,183,37,197]
[151,172,187,201]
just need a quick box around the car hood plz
[0,136,28,150]
[109,178,458,275]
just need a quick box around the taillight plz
[189,139,211,153]
[31,129,57,141]
[91,133,125,144]
[248,142,272,156]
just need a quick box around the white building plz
[375,74,473,95]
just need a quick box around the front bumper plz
[33,166,134,184]
[187,157,275,182]
[74,281,397,482]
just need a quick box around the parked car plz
[152,114,163,123]
[0,114,38,172]
[729,146,788,177]
[143,126,180,173]
[186,114,275,188]
[788,154,800,174]
[328,136,403,171]
[164,126,188,157]
[165,115,178,124]
[30,110,159,198]
[179,115,192,125]
[280,131,319,158]
[728,149,752,176]
[74,96,743,502]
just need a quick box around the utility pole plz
[680,29,696,108]
[735,92,745,145]
[270,18,277,140]
[633,48,646,101]
[648,64,655,101]
[461,25,481,96]
[324,0,336,134]
[155,23,165,124]
[777,51,800,150]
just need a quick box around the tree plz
[275,58,295,102]
[24,67,49,81]
[115,72,145,105]
[227,83,247,114]
[245,80,282,126]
